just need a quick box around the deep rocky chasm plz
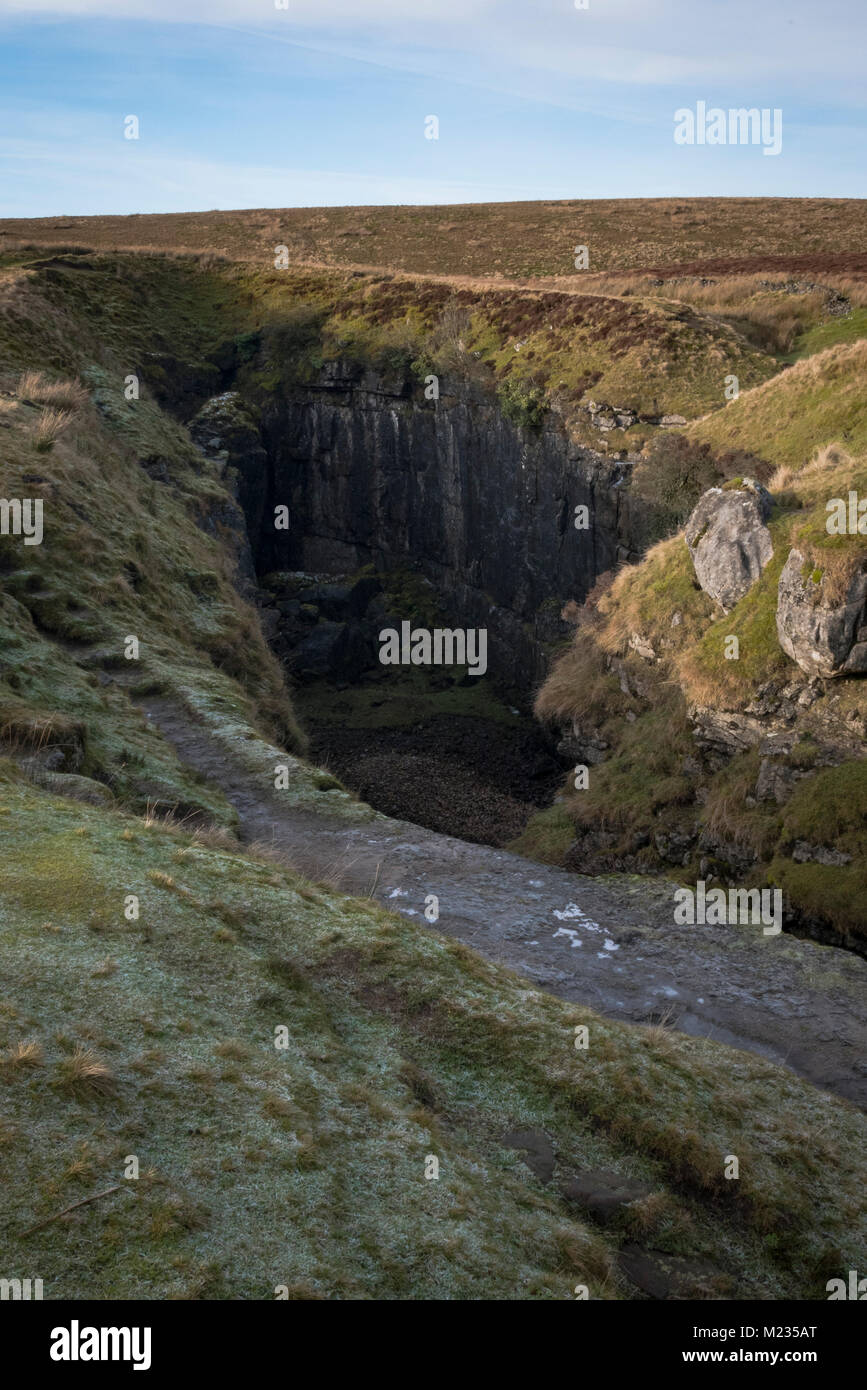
[190,362,640,689]
[149,352,865,950]
[183,364,643,844]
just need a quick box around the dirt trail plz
[146,700,867,1108]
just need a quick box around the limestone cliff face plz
[239,363,638,685]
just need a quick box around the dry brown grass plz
[1,198,865,279]
[701,755,776,854]
[534,628,622,726]
[62,1148,96,1182]
[57,1046,115,1096]
[591,268,867,304]
[32,406,73,452]
[792,337,867,380]
[596,540,673,656]
[17,370,88,411]
[801,440,852,475]
[243,838,292,866]
[0,710,84,763]
[769,441,851,490]
[1,1039,44,1071]
[578,271,847,353]
[768,462,796,491]
[189,824,239,853]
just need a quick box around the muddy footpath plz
[146,699,867,1109]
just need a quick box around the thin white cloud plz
[3,0,865,95]
[1,0,863,215]
[0,132,560,216]
[1,0,490,20]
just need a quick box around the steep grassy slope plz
[527,436,867,947]
[2,197,866,277]
[687,340,867,467]
[0,370,308,820]
[0,248,777,447]
[2,764,865,1299]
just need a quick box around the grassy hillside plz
[2,764,865,1299]
[4,232,865,466]
[577,270,867,360]
[1,197,866,278]
[0,247,777,446]
[0,365,307,821]
[528,440,867,946]
[687,340,867,466]
[237,262,779,435]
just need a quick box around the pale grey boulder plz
[776,548,867,677]
[684,480,774,611]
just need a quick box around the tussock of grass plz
[16,369,88,411]
[535,627,628,727]
[32,406,73,452]
[701,751,777,857]
[56,1046,115,1097]
[1,1040,44,1071]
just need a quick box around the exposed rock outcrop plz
[684,479,774,611]
[586,399,639,432]
[188,392,264,600]
[238,365,640,686]
[776,547,867,677]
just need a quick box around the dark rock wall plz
[243,364,637,686]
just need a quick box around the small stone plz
[617,1243,727,1299]
[559,1170,655,1223]
[502,1128,555,1184]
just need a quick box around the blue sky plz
[0,0,864,216]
